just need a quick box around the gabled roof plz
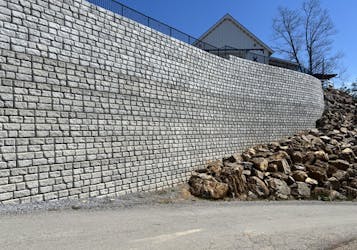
[198,14,274,54]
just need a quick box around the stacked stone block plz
[0,0,324,204]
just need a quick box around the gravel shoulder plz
[0,184,195,215]
[1,184,355,216]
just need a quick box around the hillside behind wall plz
[0,0,324,204]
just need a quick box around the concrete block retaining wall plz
[0,0,324,204]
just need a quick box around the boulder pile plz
[189,87,357,201]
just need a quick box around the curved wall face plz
[0,0,324,204]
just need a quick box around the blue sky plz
[97,0,356,86]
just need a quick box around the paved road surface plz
[1,201,357,250]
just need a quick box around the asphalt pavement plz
[1,201,357,250]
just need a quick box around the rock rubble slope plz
[189,87,357,201]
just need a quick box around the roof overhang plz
[269,57,299,66]
[313,74,338,80]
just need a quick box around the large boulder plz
[312,187,346,201]
[305,165,327,183]
[340,148,355,162]
[188,173,228,199]
[206,160,223,177]
[314,150,329,161]
[291,151,304,163]
[329,159,351,171]
[248,176,270,198]
[292,170,308,182]
[344,186,357,199]
[305,177,318,186]
[251,157,269,172]
[219,163,247,198]
[267,178,291,200]
[291,182,311,199]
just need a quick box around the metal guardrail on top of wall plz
[88,0,263,60]
[87,0,218,50]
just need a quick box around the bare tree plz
[273,0,341,75]
[273,7,304,72]
[302,0,336,74]
[341,80,357,99]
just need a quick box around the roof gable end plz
[198,14,274,54]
